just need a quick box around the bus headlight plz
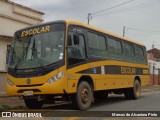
[7,79,14,86]
[47,71,64,84]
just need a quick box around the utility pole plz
[152,41,154,49]
[123,26,126,37]
[88,13,91,25]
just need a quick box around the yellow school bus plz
[7,20,149,110]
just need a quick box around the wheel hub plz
[135,84,140,97]
[81,88,89,104]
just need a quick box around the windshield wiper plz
[31,38,45,71]
[14,50,25,71]
[14,38,31,71]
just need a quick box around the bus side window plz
[87,32,106,57]
[78,34,86,59]
[138,47,144,57]
[115,40,122,54]
[122,42,135,62]
[135,46,144,57]
[123,43,129,54]
[108,38,122,54]
[123,43,134,56]
[107,37,123,60]
[108,38,116,52]
[135,46,146,63]
[67,29,86,66]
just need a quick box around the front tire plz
[124,80,141,100]
[72,81,92,110]
[24,99,43,109]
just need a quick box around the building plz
[147,48,160,85]
[148,48,160,60]
[0,0,44,95]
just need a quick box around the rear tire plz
[24,99,43,109]
[124,80,141,100]
[72,81,92,110]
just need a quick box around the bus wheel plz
[24,99,43,109]
[124,80,141,100]
[72,81,92,110]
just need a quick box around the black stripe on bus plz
[77,65,149,75]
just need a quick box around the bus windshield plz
[8,24,65,69]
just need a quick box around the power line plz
[85,0,136,24]
[93,0,160,18]
[126,27,160,33]
[123,26,160,37]
[82,0,160,24]
[92,0,135,15]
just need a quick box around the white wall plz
[0,0,44,71]
[0,0,43,37]
[148,59,160,74]
[0,39,10,71]
[0,1,43,23]
[0,17,29,36]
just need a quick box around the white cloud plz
[10,0,160,49]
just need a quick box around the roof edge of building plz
[147,48,160,52]
[0,35,12,39]
[3,0,44,15]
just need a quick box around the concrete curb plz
[0,92,8,98]
[141,85,160,94]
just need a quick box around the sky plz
[11,0,160,50]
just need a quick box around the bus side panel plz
[66,60,149,93]
[67,63,90,93]
[94,74,149,91]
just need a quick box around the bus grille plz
[16,84,43,87]
[17,89,41,93]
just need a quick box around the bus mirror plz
[73,34,79,45]
[68,35,72,46]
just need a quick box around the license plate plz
[23,91,33,96]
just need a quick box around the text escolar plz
[21,26,51,37]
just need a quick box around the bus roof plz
[66,20,145,47]
[15,20,145,47]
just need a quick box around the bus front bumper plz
[6,82,66,96]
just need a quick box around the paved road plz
[90,91,160,111]
[1,90,160,111]
[0,89,160,119]
[35,90,160,112]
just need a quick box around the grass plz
[0,105,11,111]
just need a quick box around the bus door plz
[67,26,88,92]
[67,27,87,67]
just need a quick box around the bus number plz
[121,66,136,74]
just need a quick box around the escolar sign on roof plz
[21,26,51,37]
